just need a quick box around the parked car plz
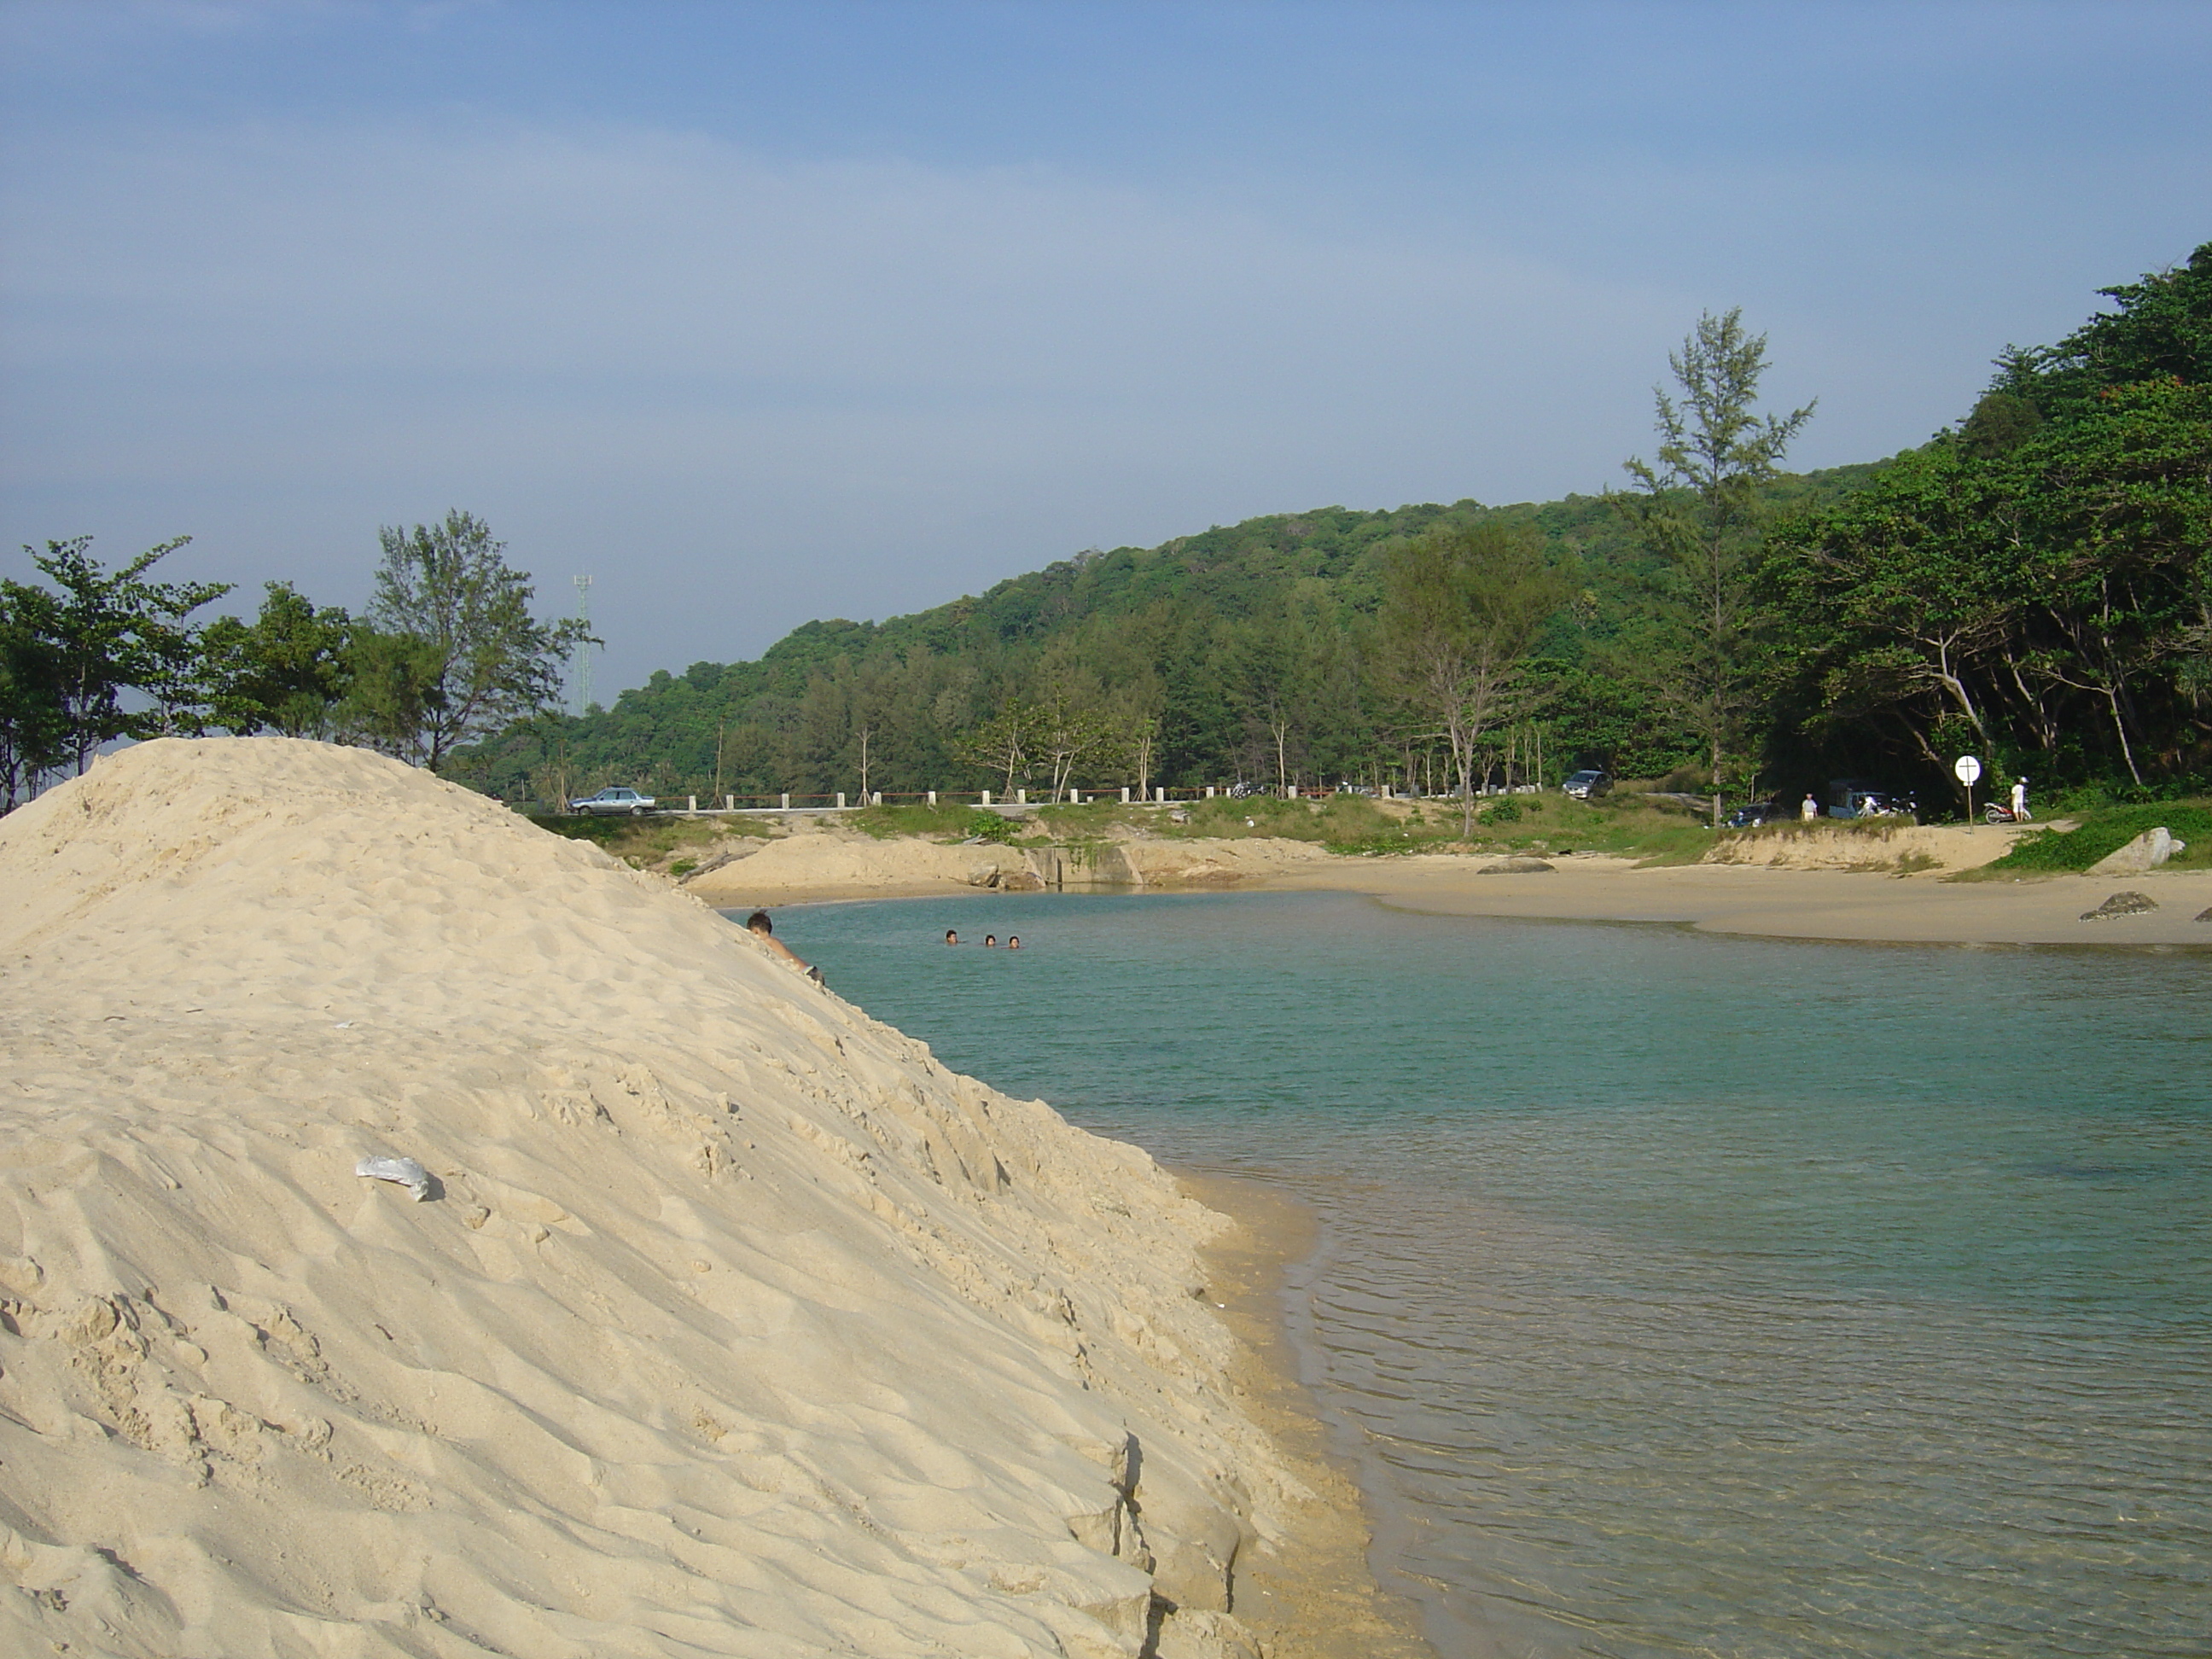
[1824,778,1913,819]
[568,786,656,816]
[1725,800,1781,828]
[1562,769,1612,800]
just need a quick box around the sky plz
[3,2,2208,701]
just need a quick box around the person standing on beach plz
[1801,794,1819,822]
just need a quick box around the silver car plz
[568,786,656,816]
[1562,769,1612,800]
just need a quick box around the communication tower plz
[571,575,594,716]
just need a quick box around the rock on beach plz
[2087,826,2186,876]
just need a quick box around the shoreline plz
[1172,1171,1438,1659]
[698,835,2212,949]
[1268,853,2212,949]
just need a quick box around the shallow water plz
[775,892,2212,1658]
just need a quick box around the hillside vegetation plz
[457,469,1887,809]
[453,244,2210,822]
[14,247,2200,828]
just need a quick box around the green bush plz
[1984,801,2212,871]
[847,801,1026,841]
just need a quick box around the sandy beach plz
[0,738,1415,1659]
[1278,850,2212,948]
[691,820,2212,949]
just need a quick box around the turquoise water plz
[771,892,2212,1658]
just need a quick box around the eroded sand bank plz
[0,738,1422,1659]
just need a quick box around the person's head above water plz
[745,910,773,934]
[984,934,998,947]
[1007,935,1020,950]
[944,928,958,945]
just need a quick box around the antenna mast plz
[571,575,594,716]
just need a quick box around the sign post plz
[1954,754,1983,824]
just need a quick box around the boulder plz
[2196,905,2212,923]
[1477,857,1555,875]
[2081,890,2158,921]
[2087,827,2185,876]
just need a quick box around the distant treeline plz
[457,469,1891,811]
[453,244,2212,817]
[9,244,2205,821]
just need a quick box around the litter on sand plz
[354,1154,433,1201]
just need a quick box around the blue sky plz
[3,1,2207,698]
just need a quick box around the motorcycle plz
[1984,801,2034,824]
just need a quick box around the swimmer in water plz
[944,928,958,946]
[747,911,823,985]
[1006,935,1020,950]
[984,934,998,947]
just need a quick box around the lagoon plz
[782,891,2211,1658]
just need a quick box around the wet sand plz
[1174,1173,1437,1659]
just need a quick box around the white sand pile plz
[0,739,1307,1659]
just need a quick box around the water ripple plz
[786,892,2212,1658]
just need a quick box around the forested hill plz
[453,463,1891,806]
[456,240,2212,813]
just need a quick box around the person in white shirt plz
[1801,794,1819,822]
[2011,777,2030,820]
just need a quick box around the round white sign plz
[1954,754,1983,786]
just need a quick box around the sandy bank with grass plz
[1272,851,2212,946]
[0,738,1423,1659]
[569,787,2211,945]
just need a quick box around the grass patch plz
[1976,800,2212,874]
[527,812,770,868]
[1719,816,1913,845]
[848,802,1025,843]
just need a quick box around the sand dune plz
[0,739,1339,1659]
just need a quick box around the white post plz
[835,792,847,808]
[1017,789,1027,804]
[687,795,696,813]
[1121,787,1131,804]
[1071,789,1082,806]
[725,795,735,811]
[1155,786,1166,802]
[927,790,937,806]
[981,789,992,806]
[779,793,789,810]
[1205,785,1216,799]
[871,791,882,806]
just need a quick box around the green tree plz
[957,698,1036,795]
[1618,309,1814,824]
[1029,690,1115,803]
[354,511,591,767]
[201,581,356,738]
[1767,247,2212,801]
[1377,521,1569,835]
[0,583,67,809]
[13,535,231,774]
